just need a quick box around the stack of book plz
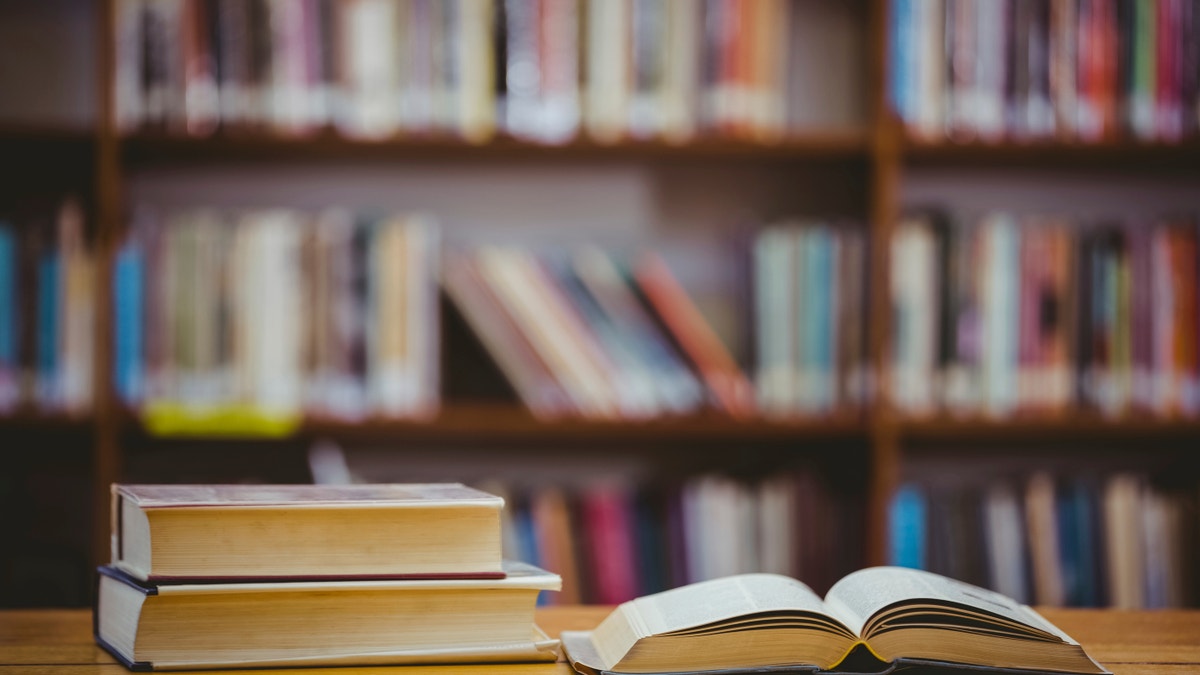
[112,208,439,433]
[94,483,561,670]
[891,211,1200,418]
[890,0,1200,142]
[113,0,803,143]
[0,198,95,415]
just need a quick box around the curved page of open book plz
[563,568,1109,675]
[562,574,858,674]
[825,567,1107,674]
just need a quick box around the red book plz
[634,253,756,417]
[582,485,638,605]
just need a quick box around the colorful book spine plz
[113,237,145,404]
[0,224,15,409]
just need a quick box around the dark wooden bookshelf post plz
[2,0,1199,601]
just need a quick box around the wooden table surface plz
[2,607,1198,674]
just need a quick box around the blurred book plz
[485,469,864,604]
[890,211,1200,419]
[0,198,94,415]
[890,0,1200,142]
[113,207,439,433]
[889,471,1197,608]
[114,0,803,144]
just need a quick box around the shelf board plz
[0,410,94,431]
[119,403,868,443]
[902,135,1200,169]
[306,405,868,443]
[0,123,94,145]
[119,129,870,165]
[895,414,1200,441]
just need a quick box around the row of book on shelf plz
[891,212,1200,417]
[479,470,864,605]
[6,200,1200,424]
[0,201,94,414]
[889,471,1196,609]
[111,207,868,423]
[97,483,560,669]
[891,0,1200,142]
[113,208,441,428]
[114,0,801,143]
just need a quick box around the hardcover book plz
[562,567,1109,675]
[111,483,504,581]
[95,561,561,671]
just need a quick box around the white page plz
[629,574,846,637]
[825,567,1063,640]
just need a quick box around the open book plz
[562,567,1108,675]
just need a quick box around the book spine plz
[0,223,15,409]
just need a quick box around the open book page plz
[825,567,1066,640]
[629,574,845,637]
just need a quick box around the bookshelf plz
[1,0,1198,607]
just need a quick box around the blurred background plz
[0,0,1197,610]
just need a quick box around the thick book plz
[562,567,1109,675]
[95,561,561,671]
[111,483,504,581]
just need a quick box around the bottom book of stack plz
[95,561,561,671]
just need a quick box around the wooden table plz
[2,607,1198,674]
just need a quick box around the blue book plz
[890,0,911,119]
[813,229,834,411]
[113,240,145,404]
[800,228,822,411]
[37,250,60,406]
[0,224,15,374]
[889,483,927,569]
[511,498,544,604]
[1055,482,1082,607]
[633,490,668,596]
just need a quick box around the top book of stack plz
[110,483,504,582]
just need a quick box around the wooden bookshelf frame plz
[4,0,1196,572]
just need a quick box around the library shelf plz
[901,135,1200,169]
[117,403,869,444]
[118,129,871,165]
[894,414,1200,442]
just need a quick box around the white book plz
[756,476,796,577]
[586,0,630,143]
[337,0,400,139]
[755,227,794,414]
[1103,473,1145,609]
[661,0,700,142]
[981,214,1018,417]
[914,0,945,139]
[973,0,1007,140]
[983,483,1029,604]
[890,219,937,413]
[456,0,496,142]
[247,212,304,417]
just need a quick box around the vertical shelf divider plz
[92,0,123,570]
[866,0,902,566]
